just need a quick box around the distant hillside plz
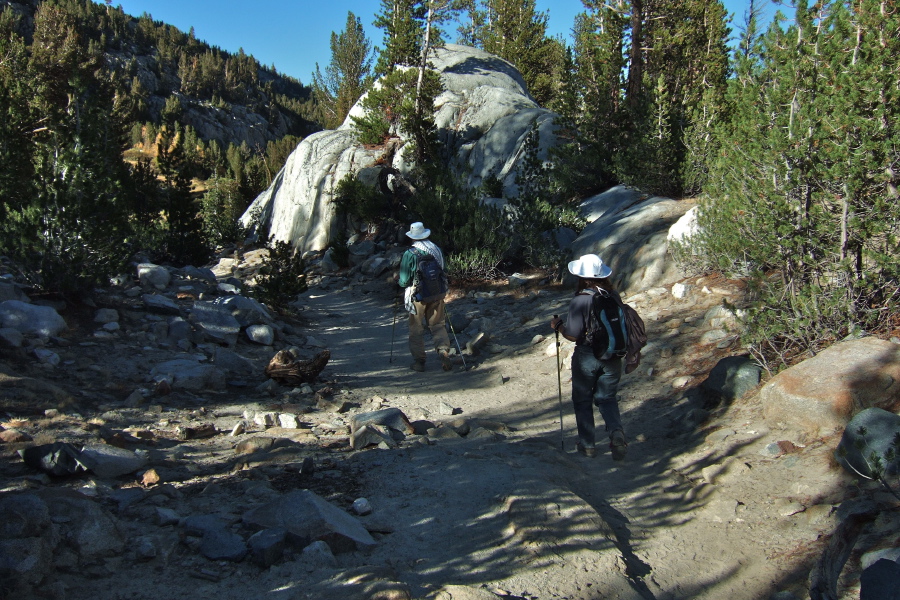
[1,0,322,148]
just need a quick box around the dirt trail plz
[1,273,862,600]
[290,276,850,600]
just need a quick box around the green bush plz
[200,177,249,247]
[251,239,307,311]
[446,247,504,282]
[327,229,350,269]
[334,174,390,223]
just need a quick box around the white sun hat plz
[406,222,431,240]
[567,254,613,279]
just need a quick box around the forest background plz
[0,0,897,371]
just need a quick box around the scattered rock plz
[246,324,275,345]
[79,444,149,478]
[143,294,181,315]
[351,498,373,516]
[188,301,241,345]
[836,407,900,480]
[235,437,275,455]
[760,337,900,439]
[0,300,67,337]
[242,489,377,553]
[248,528,287,567]
[702,355,762,403]
[137,263,171,289]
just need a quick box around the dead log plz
[265,349,330,386]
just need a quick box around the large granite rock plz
[835,407,900,479]
[759,338,900,439]
[0,300,67,338]
[569,186,696,295]
[241,45,560,253]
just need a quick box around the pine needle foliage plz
[693,0,900,370]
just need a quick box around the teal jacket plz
[398,249,419,288]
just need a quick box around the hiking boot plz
[610,430,627,461]
[410,361,425,372]
[576,442,598,458]
[439,349,453,371]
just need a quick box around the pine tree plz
[695,0,900,367]
[481,0,559,106]
[2,3,132,293]
[374,0,426,75]
[312,12,374,129]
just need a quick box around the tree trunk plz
[626,0,643,108]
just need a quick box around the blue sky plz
[98,1,780,85]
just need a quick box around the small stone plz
[672,376,691,389]
[176,423,217,440]
[759,442,782,457]
[671,283,692,299]
[279,414,300,429]
[230,422,246,437]
[155,507,180,526]
[248,528,287,567]
[133,536,157,560]
[124,390,145,408]
[531,334,544,345]
[254,412,276,429]
[438,402,458,416]
[299,540,337,569]
[351,498,373,516]
[44,409,59,418]
[142,468,161,486]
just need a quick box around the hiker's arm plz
[398,251,415,288]
[549,317,578,342]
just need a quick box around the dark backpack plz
[583,289,628,360]
[413,249,447,303]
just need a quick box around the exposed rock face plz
[242,45,560,254]
[570,186,696,295]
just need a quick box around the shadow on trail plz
[294,284,835,599]
[302,289,504,395]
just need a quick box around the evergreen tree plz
[695,0,900,367]
[157,126,209,265]
[455,0,487,47]
[481,0,559,106]
[374,0,425,75]
[1,3,132,293]
[312,11,374,129]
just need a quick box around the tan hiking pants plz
[408,297,451,362]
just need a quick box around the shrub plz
[251,239,307,311]
[334,174,390,223]
[200,177,249,248]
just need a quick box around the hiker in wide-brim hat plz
[550,254,628,460]
[398,222,452,372]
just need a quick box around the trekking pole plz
[554,314,564,451]
[444,308,467,371]
[390,294,399,363]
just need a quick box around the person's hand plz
[550,317,563,332]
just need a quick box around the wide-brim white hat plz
[406,222,431,240]
[568,254,612,279]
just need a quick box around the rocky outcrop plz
[241,45,560,254]
[570,185,696,295]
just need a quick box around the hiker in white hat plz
[549,254,629,460]
[398,222,452,372]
